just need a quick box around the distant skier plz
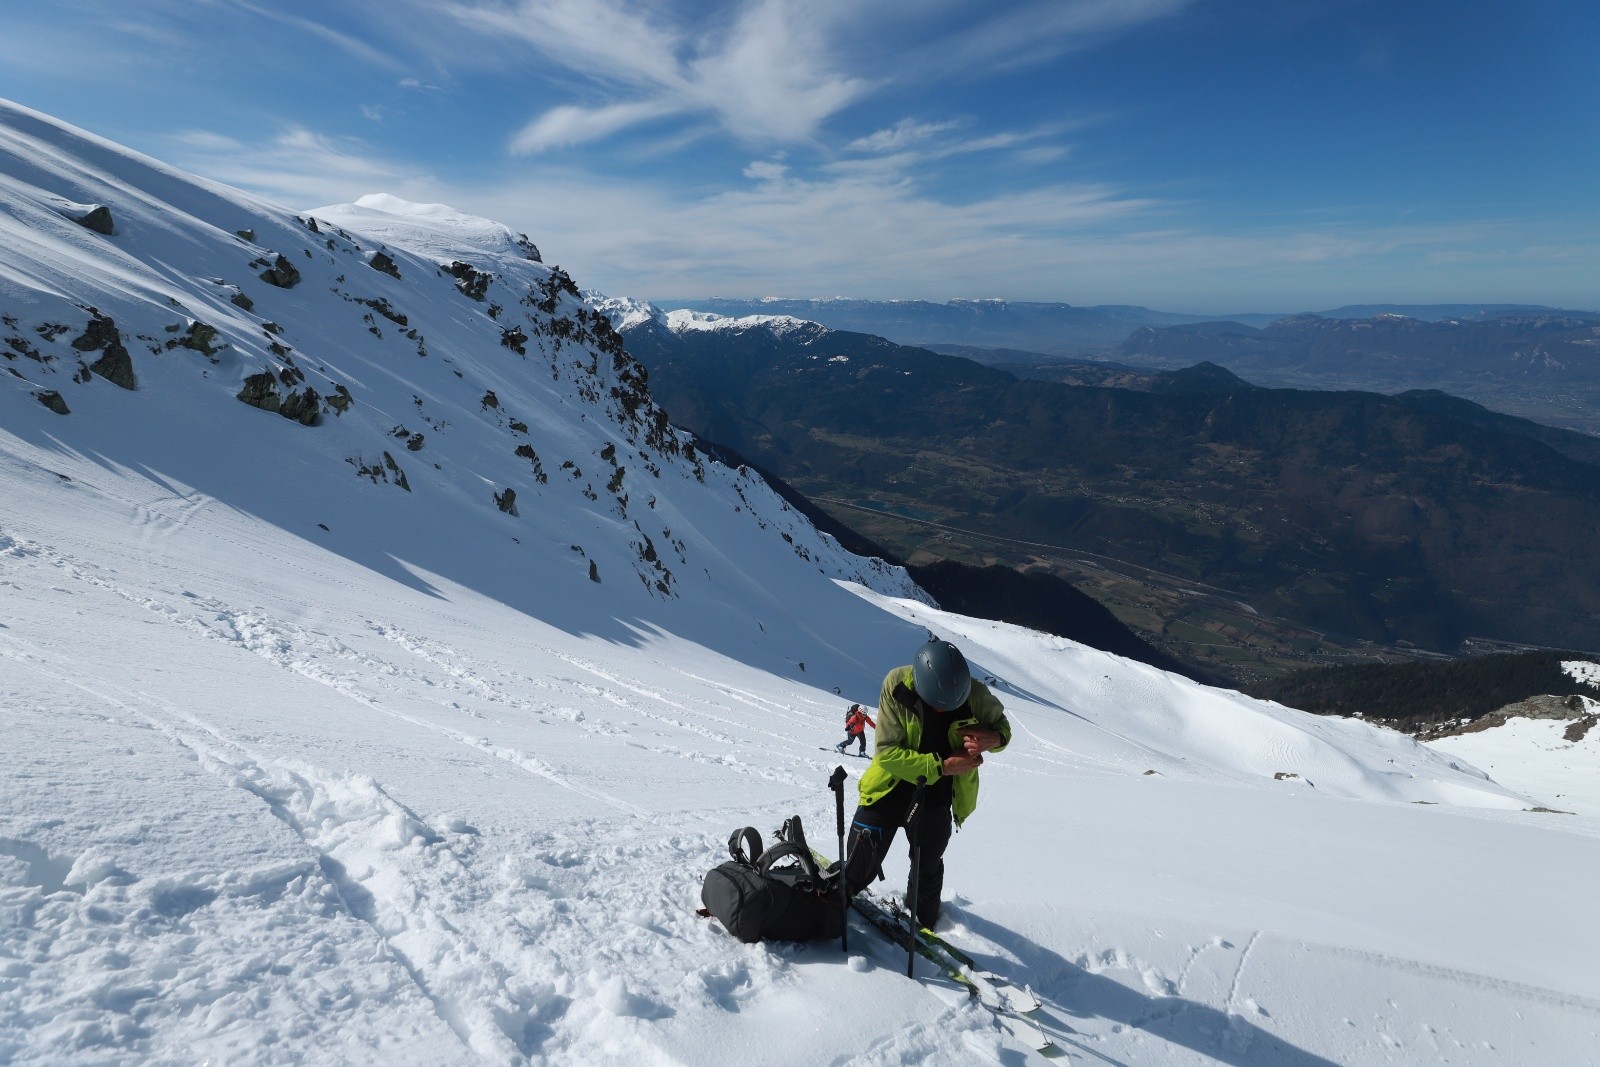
[834,703,876,756]
[841,638,1010,928]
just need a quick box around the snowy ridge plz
[4,99,1600,1066]
[661,308,823,340]
[0,98,921,615]
[587,298,825,341]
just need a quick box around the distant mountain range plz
[608,305,1600,658]
[1113,312,1600,434]
[656,297,1593,357]
[656,297,1209,353]
[661,299,1600,434]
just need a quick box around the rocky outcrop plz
[70,312,136,389]
[236,371,321,426]
[172,321,222,358]
[347,451,409,490]
[1424,693,1597,740]
[369,251,402,279]
[278,387,321,425]
[257,254,302,289]
[445,261,490,301]
[35,390,69,414]
[236,372,280,412]
[61,203,114,235]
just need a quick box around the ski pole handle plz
[829,766,847,837]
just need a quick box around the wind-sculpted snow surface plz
[4,101,1600,1066]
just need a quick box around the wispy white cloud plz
[224,0,406,72]
[685,0,868,141]
[439,0,870,152]
[827,121,1069,180]
[848,119,961,153]
[924,0,1196,72]
[509,99,682,153]
[742,160,790,181]
[446,0,687,89]
[170,126,443,209]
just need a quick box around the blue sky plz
[2,0,1595,313]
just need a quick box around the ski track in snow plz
[8,510,867,817]
[2,530,649,816]
[0,634,825,1065]
[1223,930,1261,1015]
[367,619,835,789]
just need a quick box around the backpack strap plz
[728,826,764,867]
[777,815,818,868]
[756,841,825,890]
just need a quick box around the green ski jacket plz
[857,665,1011,826]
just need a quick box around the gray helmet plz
[913,639,971,711]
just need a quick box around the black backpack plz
[699,821,844,944]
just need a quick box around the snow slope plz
[1429,704,1600,817]
[4,100,1600,1066]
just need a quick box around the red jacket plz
[845,706,876,734]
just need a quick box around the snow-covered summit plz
[313,193,544,267]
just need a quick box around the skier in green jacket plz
[843,638,1011,927]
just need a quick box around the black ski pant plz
[836,730,867,755]
[844,780,954,926]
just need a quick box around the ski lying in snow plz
[799,843,1052,1053]
[878,894,1044,1014]
[848,891,1053,1053]
[857,892,1045,1016]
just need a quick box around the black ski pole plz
[905,776,926,978]
[829,765,848,953]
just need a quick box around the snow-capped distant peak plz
[662,308,821,339]
[587,292,669,332]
